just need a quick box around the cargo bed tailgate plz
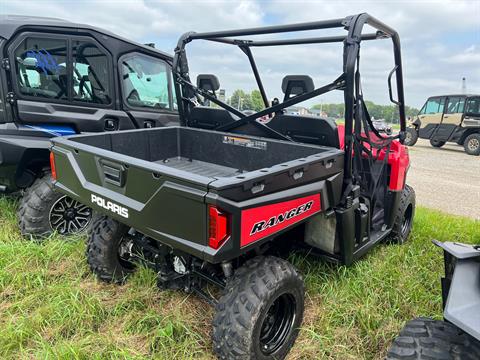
[51,137,212,256]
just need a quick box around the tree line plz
[312,101,419,121]
[227,89,420,121]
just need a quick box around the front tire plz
[404,128,418,146]
[430,138,446,148]
[464,133,480,156]
[387,318,480,359]
[389,184,416,244]
[18,173,92,238]
[86,215,136,284]
[213,256,304,360]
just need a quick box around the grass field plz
[0,196,479,360]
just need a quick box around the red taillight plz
[50,152,57,180]
[208,205,230,250]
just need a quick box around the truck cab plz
[0,15,178,236]
[405,94,480,155]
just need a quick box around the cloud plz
[1,0,478,107]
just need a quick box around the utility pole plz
[462,77,467,94]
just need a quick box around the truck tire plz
[463,133,480,156]
[212,256,304,360]
[18,173,92,238]
[430,138,446,148]
[387,317,480,360]
[86,215,136,284]
[389,184,415,244]
[404,128,418,146]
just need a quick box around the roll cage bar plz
[172,13,406,190]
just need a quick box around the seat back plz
[188,106,236,130]
[268,114,340,148]
[282,75,314,102]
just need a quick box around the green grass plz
[0,196,479,360]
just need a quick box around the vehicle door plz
[434,96,466,141]
[0,39,6,124]
[463,96,480,127]
[118,52,179,128]
[6,32,134,134]
[417,96,445,139]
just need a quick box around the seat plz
[88,66,110,104]
[197,74,220,94]
[268,114,340,148]
[268,75,340,148]
[282,75,314,102]
[188,106,236,130]
[189,74,238,130]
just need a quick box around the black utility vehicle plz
[51,14,415,359]
[0,15,178,236]
[388,241,480,359]
[405,94,480,155]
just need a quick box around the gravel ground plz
[407,138,480,220]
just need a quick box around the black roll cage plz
[172,13,406,188]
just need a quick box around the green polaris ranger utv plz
[51,13,416,360]
[0,15,178,237]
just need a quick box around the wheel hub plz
[49,195,92,234]
[259,293,296,355]
[468,138,479,151]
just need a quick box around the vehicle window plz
[72,40,111,104]
[14,37,67,99]
[466,97,480,115]
[445,97,465,114]
[121,53,171,110]
[421,97,444,114]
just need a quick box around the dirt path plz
[407,139,480,220]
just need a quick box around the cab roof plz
[0,14,172,59]
[429,94,478,98]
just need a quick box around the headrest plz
[281,75,314,95]
[197,74,220,92]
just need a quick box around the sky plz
[1,0,479,108]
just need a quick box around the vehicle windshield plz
[121,53,172,110]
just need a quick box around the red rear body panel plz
[240,194,321,247]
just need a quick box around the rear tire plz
[389,184,415,244]
[464,133,480,156]
[18,173,92,238]
[387,318,480,359]
[430,138,446,148]
[212,256,304,360]
[86,215,135,284]
[404,128,418,146]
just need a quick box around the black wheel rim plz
[401,204,413,237]
[49,195,92,234]
[259,293,296,355]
